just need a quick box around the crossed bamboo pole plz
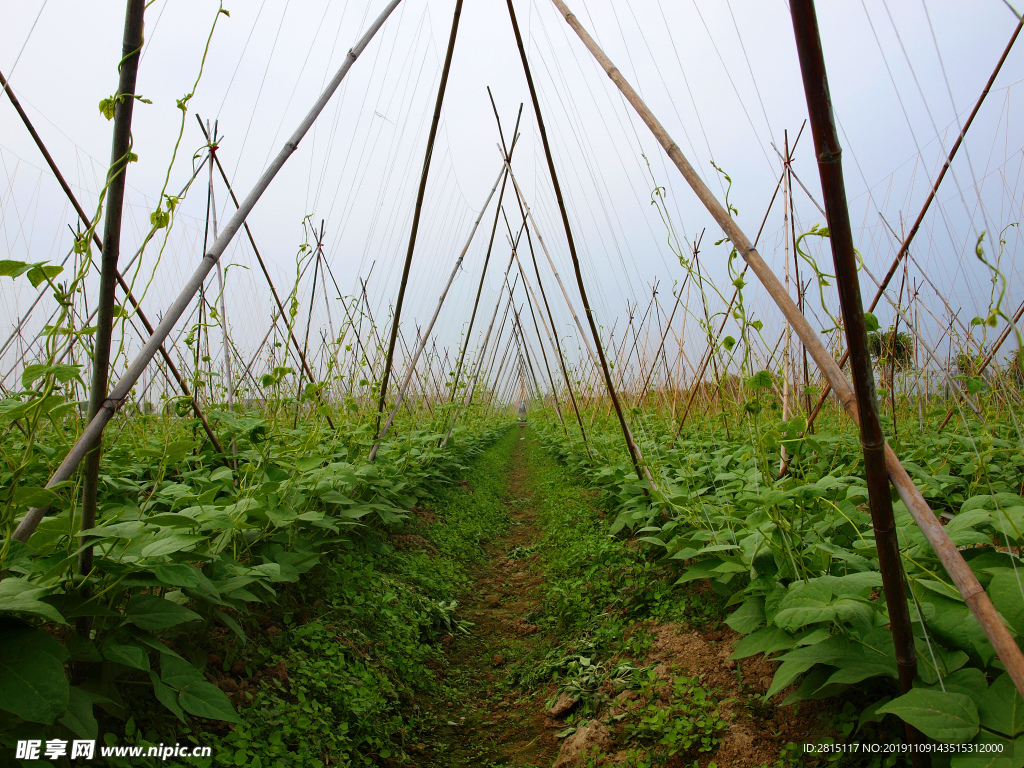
[10,0,403,543]
[797,13,1023,438]
[548,0,1024,697]
[0,68,225,454]
[369,161,505,459]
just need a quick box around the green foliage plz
[530,401,1024,758]
[0,381,512,759]
[621,673,727,762]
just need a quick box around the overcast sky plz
[1,0,1022,397]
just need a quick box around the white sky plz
[1,0,1022,398]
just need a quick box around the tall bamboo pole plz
[514,240,569,433]
[195,116,335,430]
[79,0,146,592]
[504,0,647,483]
[799,14,1022,435]
[781,132,793,469]
[0,69,224,452]
[448,97,523,404]
[790,3,924,757]
[508,220,590,453]
[375,0,464,437]
[441,253,517,446]
[369,162,504,459]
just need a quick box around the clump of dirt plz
[553,719,612,768]
[410,504,443,525]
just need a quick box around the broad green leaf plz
[209,466,234,484]
[766,658,818,698]
[149,670,186,722]
[916,579,965,601]
[140,533,205,558]
[941,667,989,702]
[178,680,240,723]
[746,370,772,389]
[126,595,201,630]
[725,596,765,634]
[58,686,98,739]
[774,604,837,632]
[674,558,724,584]
[877,688,979,743]
[0,577,67,624]
[102,641,149,671]
[979,673,1024,738]
[820,661,895,688]
[153,564,218,597]
[779,579,833,609]
[0,259,30,278]
[915,636,968,686]
[11,485,60,511]
[766,636,857,698]
[144,513,200,529]
[989,570,1024,636]
[0,620,70,724]
[160,654,205,690]
[918,593,994,665]
[26,263,63,287]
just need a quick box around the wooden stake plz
[790,3,925,756]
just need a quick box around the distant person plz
[517,401,527,422]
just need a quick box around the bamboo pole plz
[448,96,523,404]
[375,0,464,437]
[515,236,569,433]
[11,0,403,543]
[505,0,648,484]
[442,253,517,446]
[0,69,224,453]
[550,0,1024,698]
[79,0,146,590]
[790,4,924,758]
[509,294,543,401]
[295,220,324,427]
[639,280,685,400]
[508,223,591,454]
[207,124,235,419]
[674,128,803,433]
[798,14,1022,436]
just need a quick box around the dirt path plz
[417,425,560,767]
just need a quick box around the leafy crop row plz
[0,365,507,758]
[532,399,1024,764]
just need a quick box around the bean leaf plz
[877,688,979,742]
